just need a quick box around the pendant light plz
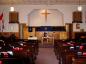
[10,6,14,12]
[77,0,82,11]
[10,0,14,12]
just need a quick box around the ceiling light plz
[77,0,82,11]
[10,0,15,12]
[77,6,82,11]
[10,6,14,12]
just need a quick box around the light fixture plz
[10,0,14,12]
[10,6,14,12]
[77,0,82,11]
[77,6,82,11]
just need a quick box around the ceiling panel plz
[0,0,86,5]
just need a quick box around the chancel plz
[0,0,86,64]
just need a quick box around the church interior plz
[0,0,86,64]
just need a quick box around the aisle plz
[35,48,59,64]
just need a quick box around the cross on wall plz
[41,9,51,22]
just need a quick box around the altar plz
[28,37,38,40]
[41,36,54,45]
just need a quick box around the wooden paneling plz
[53,32,60,40]
[72,11,82,23]
[35,32,67,40]
[65,23,73,39]
[9,12,19,23]
[74,32,86,39]
[36,32,44,40]
[23,25,29,39]
[60,32,67,39]
[0,32,19,39]
[69,24,73,39]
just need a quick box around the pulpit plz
[28,37,37,40]
[42,36,54,45]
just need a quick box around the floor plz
[35,48,59,64]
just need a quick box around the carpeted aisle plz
[35,48,59,64]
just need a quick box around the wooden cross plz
[41,9,51,22]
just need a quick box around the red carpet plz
[35,48,59,64]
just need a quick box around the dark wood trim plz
[0,32,19,39]
[9,11,19,23]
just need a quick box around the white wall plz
[73,23,86,32]
[29,9,64,26]
[0,5,86,32]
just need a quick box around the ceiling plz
[0,0,86,5]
